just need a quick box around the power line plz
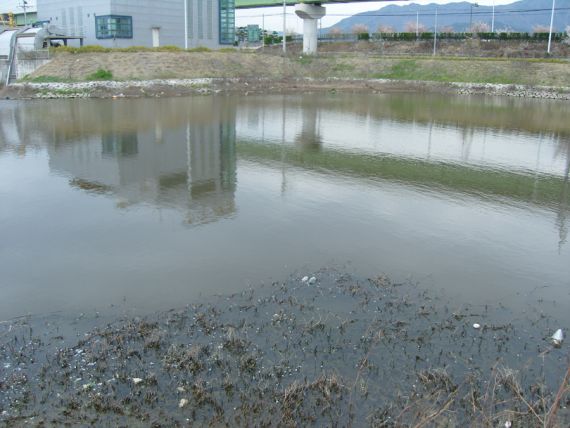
[237,7,570,19]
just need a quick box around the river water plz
[0,93,569,321]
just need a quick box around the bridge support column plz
[294,3,326,55]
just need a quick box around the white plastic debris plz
[504,421,512,428]
[301,276,309,283]
[179,398,189,408]
[177,387,186,393]
[552,329,564,347]
[308,277,317,285]
[132,378,143,385]
[473,323,481,330]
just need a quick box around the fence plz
[318,32,568,43]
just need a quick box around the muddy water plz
[0,93,569,321]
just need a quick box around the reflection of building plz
[47,100,237,225]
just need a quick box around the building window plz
[95,15,133,39]
[219,0,235,45]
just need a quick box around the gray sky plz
[237,0,522,32]
[2,0,36,13]
[0,1,537,33]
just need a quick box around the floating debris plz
[504,421,512,428]
[179,398,189,408]
[551,329,564,347]
[132,378,143,385]
[301,276,309,283]
[473,323,481,329]
[308,277,317,285]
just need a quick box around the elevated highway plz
[236,0,404,54]
[236,0,400,9]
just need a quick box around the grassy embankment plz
[237,140,568,208]
[21,46,570,87]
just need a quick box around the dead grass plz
[25,50,570,87]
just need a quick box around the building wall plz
[186,0,220,48]
[37,0,232,49]
[111,0,185,48]
[37,0,111,47]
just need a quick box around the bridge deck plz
[236,0,399,10]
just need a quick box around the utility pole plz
[491,0,495,33]
[184,0,188,49]
[469,3,479,32]
[416,10,419,38]
[433,7,438,56]
[547,0,556,54]
[282,0,287,54]
[19,0,28,26]
[262,14,265,47]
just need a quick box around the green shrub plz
[357,32,370,41]
[187,46,212,52]
[27,75,73,83]
[86,69,113,81]
[117,46,151,52]
[155,45,183,52]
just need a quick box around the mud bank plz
[2,78,570,101]
[1,270,568,427]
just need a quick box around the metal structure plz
[236,0,400,8]
[236,0,402,54]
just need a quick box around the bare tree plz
[496,27,513,34]
[533,24,552,34]
[404,21,427,33]
[376,24,395,33]
[329,27,343,39]
[351,24,369,35]
[470,22,490,33]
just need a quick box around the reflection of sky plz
[237,104,569,177]
[0,94,569,321]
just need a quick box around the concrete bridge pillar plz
[294,3,326,55]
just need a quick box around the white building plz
[36,0,235,49]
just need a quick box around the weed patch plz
[86,69,113,81]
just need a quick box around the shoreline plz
[2,77,570,101]
[1,269,568,426]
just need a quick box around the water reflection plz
[43,98,237,226]
[1,94,569,320]
[556,141,570,251]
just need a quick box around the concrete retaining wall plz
[0,60,8,85]
[15,58,52,79]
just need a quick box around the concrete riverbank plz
[3,77,570,101]
[1,51,569,100]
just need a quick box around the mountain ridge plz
[326,0,570,33]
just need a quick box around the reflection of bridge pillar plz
[295,3,326,55]
[295,105,322,151]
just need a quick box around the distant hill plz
[326,0,570,33]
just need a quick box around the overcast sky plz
[237,0,522,32]
[1,1,536,33]
[2,0,36,13]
